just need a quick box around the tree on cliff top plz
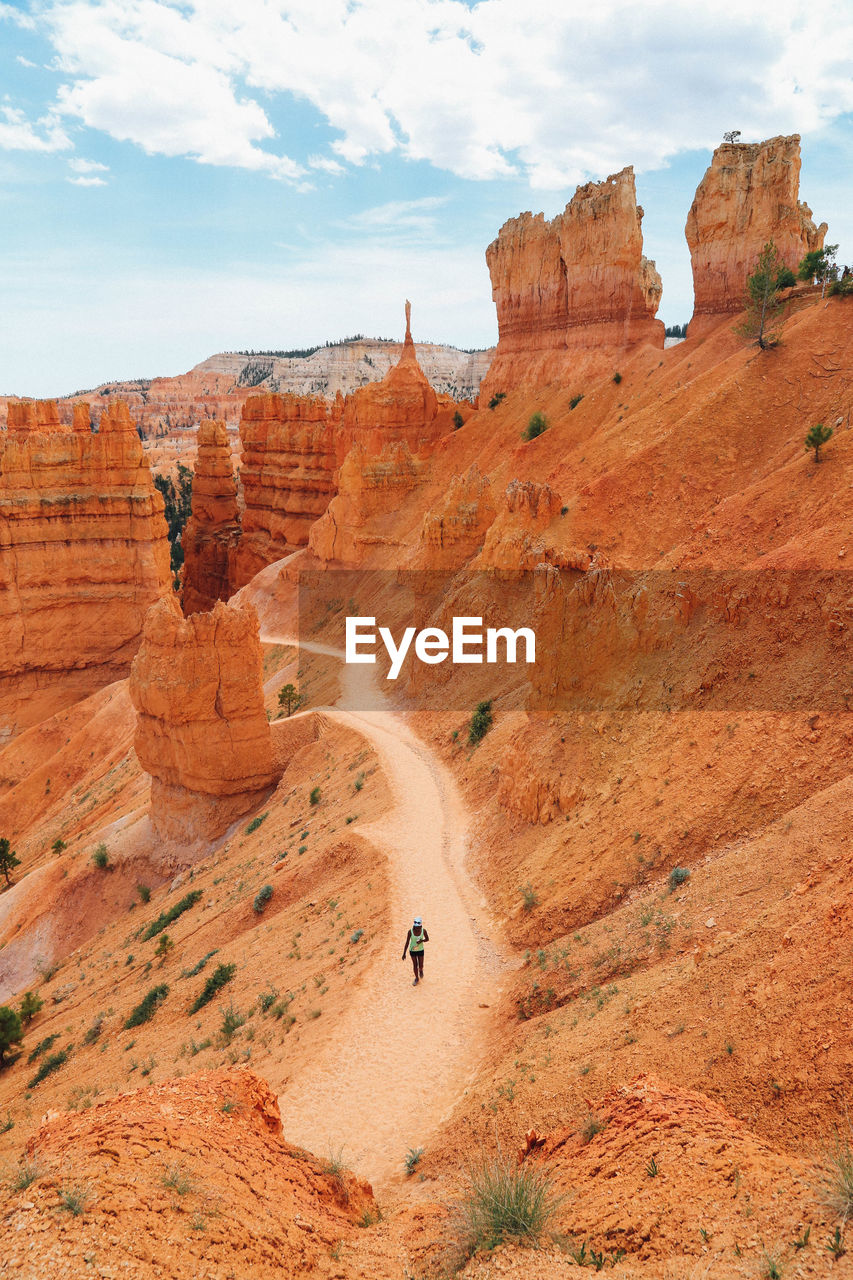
[736,241,789,350]
[0,838,20,888]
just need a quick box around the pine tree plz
[736,241,789,350]
[805,422,833,462]
[0,838,20,887]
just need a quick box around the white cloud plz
[0,3,36,29]
[0,105,70,152]
[9,0,853,187]
[16,54,38,67]
[67,173,105,185]
[68,156,108,173]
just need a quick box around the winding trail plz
[259,624,509,1189]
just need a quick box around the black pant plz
[410,949,424,979]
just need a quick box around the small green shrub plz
[667,866,691,892]
[51,838,66,855]
[453,410,464,430]
[189,963,236,1014]
[246,812,268,834]
[258,987,278,1012]
[181,950,217,979]
[28,1048,70,1088]
[354,774,364,792]
[10,1154,44,1191]
[220,1002,245,1042]
[92,843,109,869]
[0,1006,23,1065]
[488,392,506,410]
[59,1183,91,1215]
[569,393,584,409]
[137,884,151,904]
[162,1163,194,1196]
[142,890,202,941]
[805,422,833,463]
[405,1147,424,1175]
[19,991,43,1025]
[309,786,321,806]
[458,1150,564,1255]
[253,885,273,914]
[350,929,363,944]
[612,371,622,384]
[820,1127,853,1220]
[520,884,538,911]
[581,1111,605,1144]
[468,700,493,746]
[124,984,169,1029]
[27,1034,58,1065]
[522,412,548,442]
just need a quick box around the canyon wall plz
[181,419,241,614]
[686,134,826,334]
[0,399,172,736]
[482,166,663,396]
[129,595,277,839]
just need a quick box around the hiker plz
[402,917,429,985]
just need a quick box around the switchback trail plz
[259,624,510,1189]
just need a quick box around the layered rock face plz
[482,167,663,395]
[414,465,497,571]
[686,134,826,332]
[129,595,277,839]
[308,440,425,565]
[232,393,342,588]
[0,399,171,736]
[181,419,241,614]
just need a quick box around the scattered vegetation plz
[142,890,202,940]
[453,410,464,429]
[0,837,21,887]
[664,323,687,339]
[137,884,151,904]
[124,984,169,1029]
[59,1183,92,1216]
[0,1006,23,1065]
[805,422,833,463]
[736,240,789,350]
[468,700,493,746]
[310,786,322,806]
[27,1034,58,1065]
[253,884,274,914]
[581,1111,606,1144]
[246,813,268,834]
[10,1154,44,1191]
[488,392,506,410]
[19,991,43,1025]
[28,1047,70,1088]
[612,371,622,384]
[51,838,67,855]
[457,1150,564,1257]
[278,683,301,716]
[667,866,691,892]
[569,393,584,409]
[181,951,217,979]
[162,1163,195,1196]
[189,963,236,1013]
[92,843,109,870]
[220,1002,246,1042]
[820,1124,853,1220]
[405,1147,424,1175]
[519,884,538,912]
[154,463,193,575]
[798,243,839,296]
[522,412,548,442]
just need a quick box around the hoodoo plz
[181,419,241,614]
[129,595,277,840]
[482,166,663,396]
[0,398,171,736]
[686,133,826,334]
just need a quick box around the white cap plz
[413,917,422,925]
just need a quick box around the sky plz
[1,0,852,397]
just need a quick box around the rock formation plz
[686,134,826,333]
[414,465,497,571]
[241,304,455,574]
[129,595,277,839]
[181,419,241,614]
[233,392,342,587]
[308,440,425,565]
[482,166,663,395]
[0,399,171,736]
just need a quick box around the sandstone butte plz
[1,132,852,1280]
[180,418,241,614]
[481,165,664,399]
[0,399,171,737]
[686,133,827,335]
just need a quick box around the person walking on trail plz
[402,917,429,985]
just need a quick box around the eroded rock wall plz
[482,167,663,395]
[0,399,171,736]
[686,134,826,332]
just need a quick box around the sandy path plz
[261,629,507,1189]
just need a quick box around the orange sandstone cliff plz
[482,166,663,397]
[181,419,241,614]
[0,400,171,737]
[686,133,826,334]
[129,594,277,839]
